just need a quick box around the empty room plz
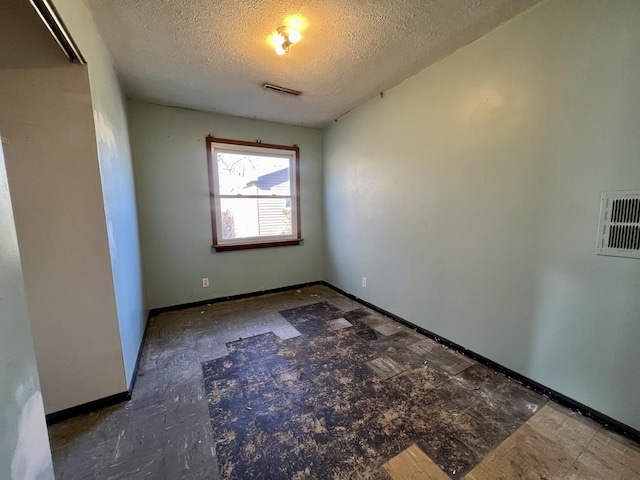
[1,0,639,478]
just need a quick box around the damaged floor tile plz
[462,403,640,480]
[48,285,639,480]
[198,343,229,363]
[372,322,405,337]
[272,325,302,340]
[408,339,475,375]
[367,355,408,380]
[328,317,353,330]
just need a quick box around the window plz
[206,136,302,251]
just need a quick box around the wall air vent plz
[263,83,302,96]
[596,190,640,259]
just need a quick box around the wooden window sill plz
[212,239,303,252]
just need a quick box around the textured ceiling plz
[84,0,542,128]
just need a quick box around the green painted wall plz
[324,0,640,430]
[54,0,146,389]
[129,101,324,309]
[0,142,54,479]
[0,0,127,414]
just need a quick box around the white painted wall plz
[0,141,54,480]
[324,0,640,430]
[129,101,323,309]
[53,0,146,388]
[0,1,126,413]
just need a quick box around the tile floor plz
[201,298,549,478]
[48,284,640,479]
[465,401,640,479]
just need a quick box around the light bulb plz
[288,30,301,44]
[275,45,286,56]
[274,33,285,46]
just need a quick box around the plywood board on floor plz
[383,444,451,480]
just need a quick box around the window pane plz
[217,152,290,196]
[219,197,292,240]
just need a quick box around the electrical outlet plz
[202,278,209,288]
[361,277,367,288]
[1,136,8,144]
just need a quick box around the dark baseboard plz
[128,309,153,393]
[147,281,324,319]
[45,391,130,426]
[47,280,640,445]
[133,281,317,388]
[321,281,640,444]
[47,282,325,425]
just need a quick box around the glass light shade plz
[288,30,301,44]
[275,45,286,56]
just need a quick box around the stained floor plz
[48,285,640,479]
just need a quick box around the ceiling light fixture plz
[274,26,301,56]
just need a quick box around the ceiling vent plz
[596,190,640,259]
[263,83,301,96]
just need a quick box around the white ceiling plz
[84,0,542,128]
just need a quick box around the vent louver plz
[596,191,640,259]
[262,83,302,96]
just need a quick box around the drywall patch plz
[11,390,53,480]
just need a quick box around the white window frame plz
[206,136,302,251]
